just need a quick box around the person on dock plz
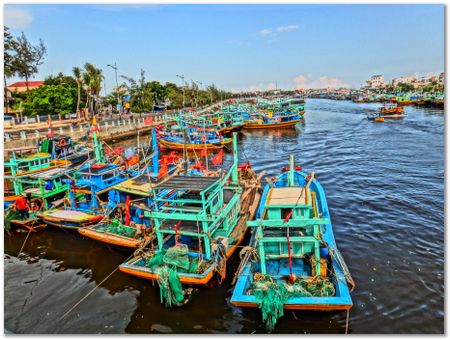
[14,194,30,220]
[133,203,149,239]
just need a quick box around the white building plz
[366,75,385,89]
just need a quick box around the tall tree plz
[13,32,46,90]
[83,63,103,115]
[4,26,17,114]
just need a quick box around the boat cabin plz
[147,171,242,260]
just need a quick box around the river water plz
[4,99,444,334]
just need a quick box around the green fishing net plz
[156,266,185,308]
[146,244,199,274]
[145,244,203,308]
[4,210,22,230]
[251,274,335,331]
[98,219,139,238]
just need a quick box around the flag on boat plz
[201,148,207,157]
[211,149,223,165]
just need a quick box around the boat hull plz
[78,227,146,249]
[158,138,231,151]
[37,209,103,229]
[244,119,302,130]
[119,188,261,285]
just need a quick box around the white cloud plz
[4,7,33,29]
[259,24,299,37]
[259,28,273,37]
[276,25,299,33]
[293,74,349,89]
[242,82,278,92]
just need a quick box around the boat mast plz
[288,154,295,187]
[232,132,238,185]
[151,128,159,175]
[91,116,105,164]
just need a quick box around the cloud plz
[242,82,278,92]
[259,24,299,37]
[276,25,299,33]
[293,74,349,89]
[4,7,33,29]
[259,28,273,37]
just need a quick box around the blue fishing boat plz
[230,156,354,331]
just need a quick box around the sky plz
[3,4,445,92]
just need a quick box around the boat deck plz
[267,187,309,206]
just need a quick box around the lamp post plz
[196,80,203,108]
[176,74,185,110]
[107,63,121,114]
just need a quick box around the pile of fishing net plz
[146,244,203,307]
[99,219,139,238]
[4,209,22,230]
[250,273,335,331]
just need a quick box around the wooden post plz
[125,195,131,226]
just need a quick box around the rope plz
[231,246,258,285]
[345,309,350,334]
[59,250,137,321]
[18,228,33,256]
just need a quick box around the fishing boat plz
[187,111,246,135]
[119,133,262,307]
[4,150,73,208]
[36,118,155,229]
[368,101,406,120]
[39,135,93,167]
[244,110,303,129]
[230,156,354,331]
[158,124,232,151]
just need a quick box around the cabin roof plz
[113,172,158,195]
[266,187,308,206]
[78,164,117,175]
[155,175,219,192]
[27,167,72,179]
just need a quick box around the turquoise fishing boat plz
[119,133,262,307]
[230,156,354,331]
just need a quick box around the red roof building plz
[6,81,44,93]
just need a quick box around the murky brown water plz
[4,99,444,333]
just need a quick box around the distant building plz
[391,76,416,86]
[439,72,444,84]
[366,75,385,89]
[6,81,44,93]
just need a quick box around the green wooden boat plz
[119,133,262,307]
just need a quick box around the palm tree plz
[83,63,103,116]
[73,66,82,116]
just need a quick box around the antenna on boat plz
[232,132,238,184]
[288,155,295,187]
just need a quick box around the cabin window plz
[281,208,291,220]
[103,172,115,181]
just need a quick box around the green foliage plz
[12,32,46,88]
[19,84,76,116]
[4,26,17,80]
